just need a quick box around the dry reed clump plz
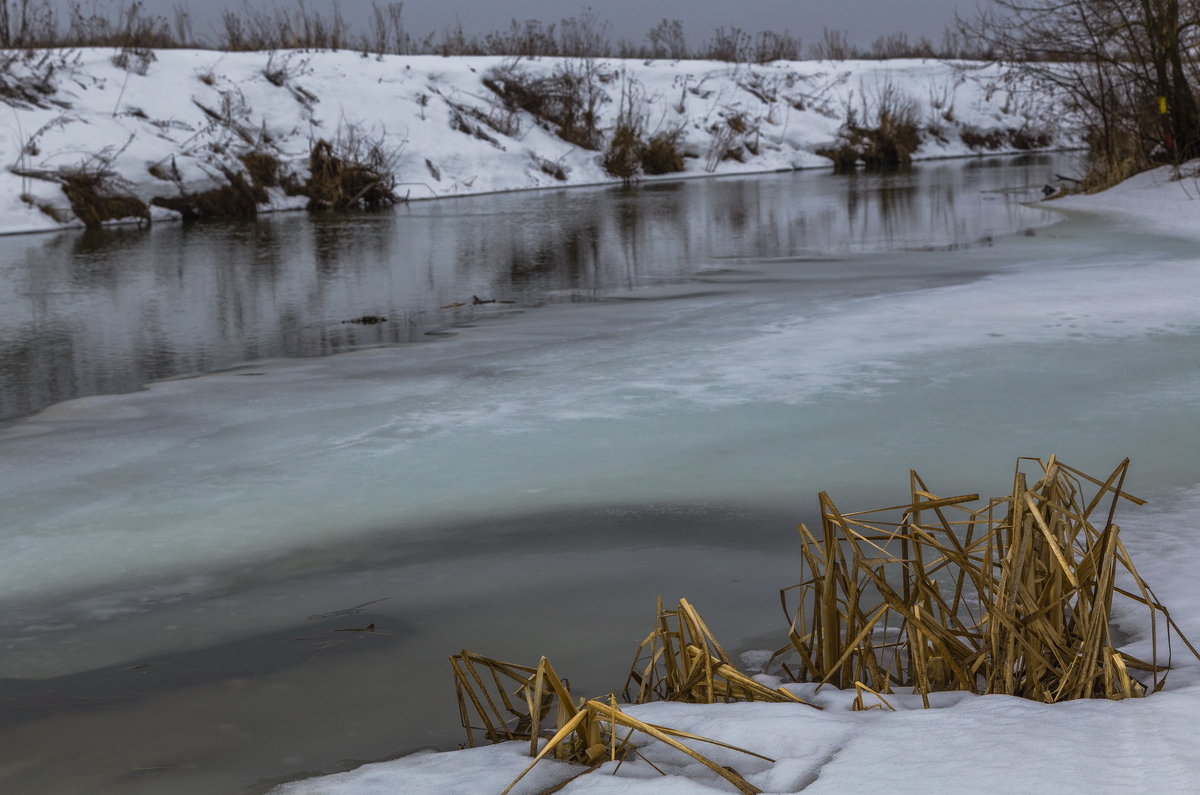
[774,456,1199,705]
[1079,127,1152,193]
[451,456,1197,790]
[304,136,398,210]
[601,77,646,182]
[624,597,816,707]
[58,171,148,227]
[960,125,1053,152]
[640,130,686,175]
[818,82,922,172]
[451,646,778,795]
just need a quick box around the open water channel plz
[2,154,1199,793]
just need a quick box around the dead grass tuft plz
[451,649,773,795]
[305,135,399,210]
[601,77,646,182]
[774,456,1198,704]
[484,60,609,150]
[450,456,1198,789]
[819,82,922,171]
[239,150,282,188]
[641,130,686,174]
[625,598,818,707]
[60,171,149,227]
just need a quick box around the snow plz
[1048,163,1200,241]
[266,165,1200,794]
[2,49,1198,794]
[2,49,1075,235]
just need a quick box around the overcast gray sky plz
[131,0,977,48]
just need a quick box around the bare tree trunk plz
[1164,1,1200,157]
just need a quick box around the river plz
[2,154,1199,793]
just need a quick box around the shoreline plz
[0,148,1078,239]
[2,50,1079,237]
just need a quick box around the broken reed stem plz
[452,636,776,795]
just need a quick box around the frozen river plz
[2,154,1199,793]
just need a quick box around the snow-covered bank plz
[1049,162,1200,241]
[1,49,1073,235]
[267,165,1200,795]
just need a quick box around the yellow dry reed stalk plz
[451,648,772,793]
[852,680,896,712]
[774,457,1199,704]
[624,598,819,708]
[501,696,771,795]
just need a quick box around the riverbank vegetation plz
[0,1,980,61]
[448,458,1200,792]
[5,0,1192,228]
[965,0,1200,189]
[450,457,1199,793]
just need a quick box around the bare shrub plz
[218,0,348,51]
[239,150,283,187]
[558,9,610,58]
[531,153,567,180]
[484,19,557,56]
[484,60,609,150]
[65,0,174,48]
[808,27,861,60]
[366,1,411,55]
[703,26,752,62]
[434,22,482,56]
[1008,126,1051,149]
[645,18,688,60]
[12,138,150,227]
[704,122,738,172]
[753,30,801,63]
[869,32,936,60]
[2,0,55,47]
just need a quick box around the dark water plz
[0,156,1065,422]
[0,156,1091,794]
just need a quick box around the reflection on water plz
[0,156,1065,420]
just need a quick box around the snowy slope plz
[1,49,1074,235]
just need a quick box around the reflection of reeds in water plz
[451,457,1198,791]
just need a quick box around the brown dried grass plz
[774,456,1199,705]
[451,456,1198,790]
[451,649,772,794]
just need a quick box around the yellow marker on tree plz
[1159,96,1168,114]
